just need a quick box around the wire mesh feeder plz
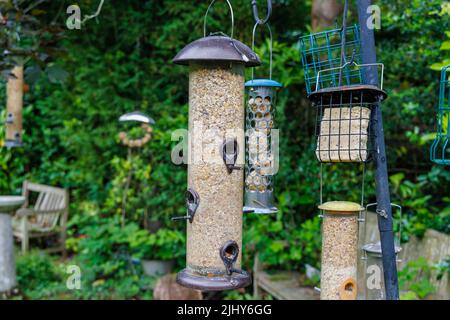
[430,64,450,165]
[309,62,387,163]
[244,79,282,214]
[299,24,363,96]
[243,21,282,215]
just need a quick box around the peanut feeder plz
[318,201,363,300]
[172,0,260,291]
[244,22,282,215]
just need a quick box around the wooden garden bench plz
[12,181,69,256]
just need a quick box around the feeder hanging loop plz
[204,0,234,38]
[252,0,272,25]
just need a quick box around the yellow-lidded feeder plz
[319,201,363,300]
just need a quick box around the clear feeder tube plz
[186,62,245,278]
[244,80,281,214]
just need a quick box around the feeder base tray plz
[176,269,252,292]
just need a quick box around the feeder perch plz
[172,0,260,291]
[5,66,24,148]
[299,25,363,96]
[309,62,386,163]
[244,22,282,214]
[430,64,450,165]
[318,201,363,300]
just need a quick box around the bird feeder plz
[244,22,282,215]
[361,203,402,300]
[318,201,363,300]
[299,24,363,96]
[361,242,401,300]
[430,64,450,165]
[5,66,24,148]
[309,62,387,163]
[172,0,260,291]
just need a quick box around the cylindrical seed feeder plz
[318,201,363,300]
[362,242,401,300]
[5,66,24,148]
[172,0,260,291]
[309,63,387,163]
[244,22,282,214]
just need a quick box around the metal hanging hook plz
[204,0,235,39]
[252,0,272,25]
[251,22,273,80]
[338,0,350,86]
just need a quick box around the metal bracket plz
[220,138,242,174]
[220,240,245,276]
[172,188,200,223]
[376,208,388,219]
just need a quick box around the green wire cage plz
[299,25,363,96]
[430,64,450,165]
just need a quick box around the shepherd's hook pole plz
[357,0,399,300]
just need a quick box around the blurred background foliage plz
[0,0,449,299]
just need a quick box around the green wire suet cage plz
[431,64,450,165]
[299,25,363,96]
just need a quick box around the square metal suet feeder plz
[309,62,387,163]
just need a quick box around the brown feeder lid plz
[309,84,388,104]
[318,201,364,214]
[173,35,261,67]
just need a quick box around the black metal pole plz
[357,0,399,300]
